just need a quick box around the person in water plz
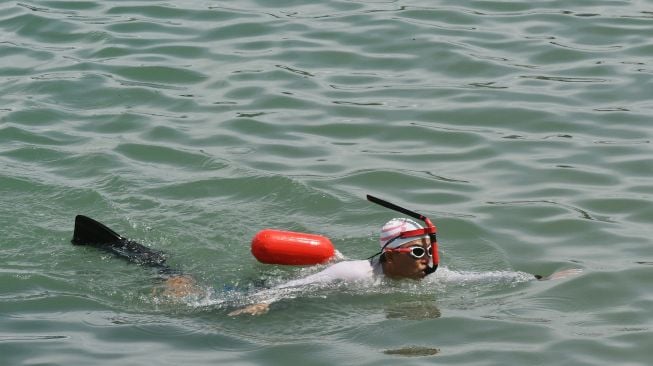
[71,214,580,316]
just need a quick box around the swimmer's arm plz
[226,287,297,316]
[156,274,274,315]
[228,302,270,316]
[228,267,340,316]
[535,268,582,281]
[227,277,325,316]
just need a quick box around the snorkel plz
[367,195,439,275]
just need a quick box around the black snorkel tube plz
[367,195,439,275]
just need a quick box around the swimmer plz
[71,204,580,316]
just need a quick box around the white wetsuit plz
[245,259,384,305]
[276,259,383,289]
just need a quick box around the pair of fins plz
[71,215,172,273]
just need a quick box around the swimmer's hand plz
[535,268,582,281]
[228,303,270,316]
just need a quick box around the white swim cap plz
[379,218,429,249]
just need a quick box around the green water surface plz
[1,1,652,365]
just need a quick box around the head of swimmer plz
[380,237,432,280]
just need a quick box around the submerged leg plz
[71,215,171,270]
[161,275,202,298]
[72,215,205,299]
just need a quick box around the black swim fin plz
[72,215,169,269]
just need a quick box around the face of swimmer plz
[382,238,432,280]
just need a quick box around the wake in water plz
[429,266,536,286]
[162,264,545,313]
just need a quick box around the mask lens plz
[409,246,426,259]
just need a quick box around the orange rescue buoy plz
[251,229,335,265]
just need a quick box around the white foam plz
[185,265,535,310]
[427,266,535,286]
